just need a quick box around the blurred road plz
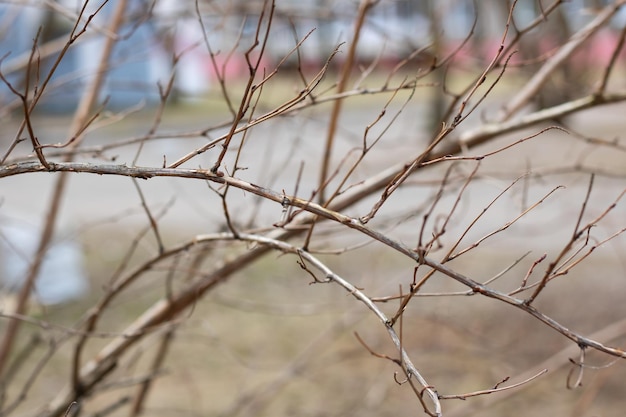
[1,101,625,252]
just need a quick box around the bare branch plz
[438,369,547,400]
[318,0,380,203]
[500,0,626,120]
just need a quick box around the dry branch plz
[499,0,626,120]
[2,2,626,416]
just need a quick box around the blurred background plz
[2,0,625,111]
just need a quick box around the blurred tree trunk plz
[427,0,446,137]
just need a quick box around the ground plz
[1,83,625,416]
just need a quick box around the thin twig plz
[438,369,547,400]
[132,178,164,254]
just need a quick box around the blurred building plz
[0,218,88,306]
[0,0,621,112]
